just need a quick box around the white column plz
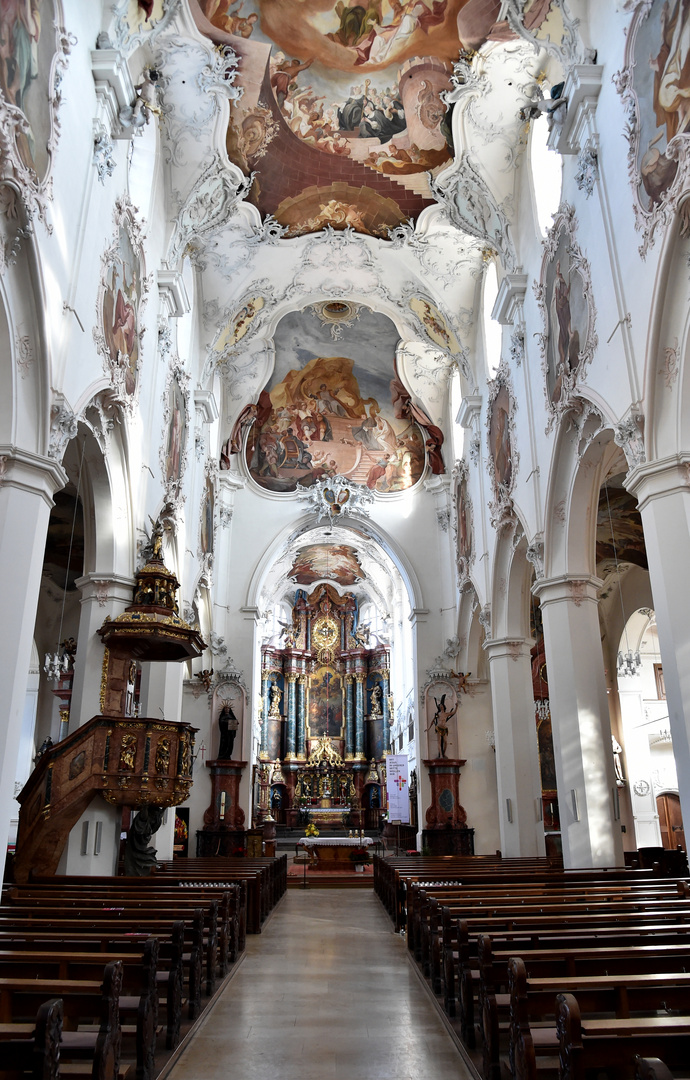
[484,637,545,857]
[534,575,624,868]
[627,458,690,844]
[139,662,184,723]
[409,605,432,846]
[0,448,67,885]
[70,573,135,728]
[618,689,661,848]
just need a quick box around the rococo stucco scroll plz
[93,196,151,410]
[0,1,75,231]
[160,358,191,507]
[614,0,690,256]
[452,458,474,589]
[486,356,519,531]
[533,204,598,434]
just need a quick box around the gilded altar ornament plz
[366,759,379,784]
[119,733,137,772]
[268,682,282,718]
[180,733,191,775]
[312,613,339,662]
[155,737,171,775]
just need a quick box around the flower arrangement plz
[349,847,370,865]
[305,823,319,837]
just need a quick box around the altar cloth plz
[298,836,374,847]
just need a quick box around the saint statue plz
[124,805,165,876]
[427,693,458,759]
[370,683,383,718]
[268,682,282,718]
[218,703,239,759]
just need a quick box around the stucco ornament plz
[486,357,519,531]
[93,196,151,412]
[452,458,475,589]
[500,0,591,69]
[296,475,375,524]
[168,153,252,265]
[0,5,75,232]
[534,204,598,433]
[613,0,690,256]
[159,358,192,507]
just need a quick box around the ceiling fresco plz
[289,543,364,586]
[245,304,427,492]
[189,0,528,236]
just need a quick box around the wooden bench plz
[0,959,122,1080]
[0,943,157,1080]
[504,955,690,1080]
[0,917,186,1051]
[556,992,690,1080]
[13,880,245,969]
[0,997,62,1080]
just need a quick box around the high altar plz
[257,584,390,828]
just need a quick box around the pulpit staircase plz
[12,715,197,883]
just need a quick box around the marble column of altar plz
[286,674,297,757]
[355,674,365,758]
[345,675,355,758]
[381,670,391,754]
[296,675,307,758]
[259,674,270,759]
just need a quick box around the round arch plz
[245,511,424,614]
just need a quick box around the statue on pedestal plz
[268,682,282,718]
[218,703,239,759]
[370,683,383,718]
[427,694,458,759]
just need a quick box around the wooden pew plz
[0,997,62,1080]
[0,905,207,1022]
[4,890,221,1000]
[0,960,123,1080]
[0,942,157,1080]
[445,907,690,1022]
[505,956,690,1080]
[555,992,690,1080]
[14,880,245,970]
[0,917,186,1050]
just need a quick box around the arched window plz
[450,367,464,460]
[529,107,563,237]
[482,260,502,379]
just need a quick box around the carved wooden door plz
[657,792,686,851]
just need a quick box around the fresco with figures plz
[628,0,690,213]
[189,0,552,235]
[289,544,364,587]
[245,306,427,492]
[0,0,58,179]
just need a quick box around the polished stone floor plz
[167,889,475,1080]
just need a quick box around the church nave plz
[165,889,473,1080]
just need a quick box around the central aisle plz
[167,889,475,1080]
